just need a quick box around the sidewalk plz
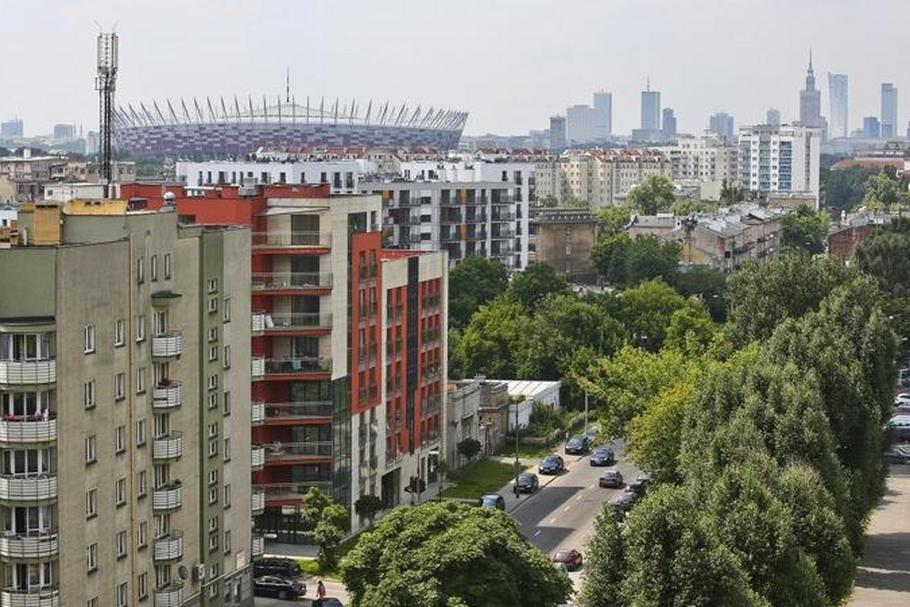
[850,465,910,606]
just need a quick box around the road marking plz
[534,530,541,536]
[576,494,584,501]
[563,506,571,512]
[549,517,557,524]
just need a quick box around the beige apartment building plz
[0,200,253,607]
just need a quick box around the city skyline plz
[1,1,909,138]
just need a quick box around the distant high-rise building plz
[641,82,661,131]
[86,130,100,156]
[662,108,677,140]
[0,118,23,138]
[53,124,75,142]
[593,91,613,139]
[766,108,781,127]
[566,105,598,145]
[799,51,824,128]
[881,83,898,139]
[708,112,735,141]
[549,115,566,151]
[863,116,881,139]
[828,73,848,138]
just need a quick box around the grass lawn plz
[294,526,365,582]
[442,459,522,499]
[496,443,555,460]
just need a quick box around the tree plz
[627,376,696,483]
[448,256,510,328]
[720,178,746,204]
[862,171,902,209]
[821,166,875,215]
[456,297,529,378]
[436,459,450,498]
[664,306,717,355]
[558,197,590,209]
[780,205,829,254]
[354,494,384,527]
[669,265,728,322]
[506,262,570,312]
[535,293,625,355]
[618,279,699,351]
[457,438,482,463]
[671,198,717,216]
[591,233,681,288]
[626,174,675,215]
[578,506,626,607]
[856,225,910,297]
[342,502,571,607]
[595,204,633,236]
[300,486,333,527]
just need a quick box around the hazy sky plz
[2,0,909,138]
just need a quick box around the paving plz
[850,464,910,606]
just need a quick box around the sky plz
[2,0,910,138]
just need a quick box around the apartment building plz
[120,182,448,536]
[176,159,372,194]
[530,208,600,283]
[0,153,136,202]
[737,125,821,204]
[661,135,739,184]
[0,200,253,606]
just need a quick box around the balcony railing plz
[263,357,332,375]
[251,446,265,470]
[0,588,60,607]
[251,489,266,514]
[255,401,334,421]
[152,433,183,460]
[153,532,183,561]
[0,476,56,502]
[251,402,265,424]
[251,535,264,558]
[491,212,516,222]
[151,332,183,358]
[152,381,183,409]
[0,417,56,444]
[153,583,184,607]
[252,272,333,291]
[251,231,331,248]
[255,481,334,501]
[251,356,266,379]
[0,532,58,559]
[252,312,333,333]
[264,442,333,461]
[152,482,183,511]
[0,361,56,385]
[491,229,515,239]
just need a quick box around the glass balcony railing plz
[263,442,333,461]
[252,272,333,291]
[253,401,334,422]
[263,357,332,375]
[251,312,333,332]
[251,231,331,248]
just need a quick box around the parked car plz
[895,392,910,406]
[635,473,652,486]
[479,494,506,510]
[889,414,910,441]
[585,425,600,441]
[516,472,540,494]
[552,549,584,571]
[888,444,910,464]
[252,557,302,579]
[589,446,615,466]
[565,435,590,455]
[599,469,624,488]
[625,480,648,497]
[253,576,305,600]
[539,454,566,475]
[321,599,344,607]
[895,405,910,415]
[612,493,638,520]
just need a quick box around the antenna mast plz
[96,31,119,198]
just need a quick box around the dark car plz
[625,479,648,497]
[552,549,583,572]
[539,454,565,475]
[516,472,540,493]
[612,493,638,521]
[589,446,615,466]
[253,576,305,600]
[599,469,624,488]
[252,557,302,579]
[585,425,600,441]
[888,444,910,464]
[479,494,506,510]
[321,599,344,607]
[565,435,590,455]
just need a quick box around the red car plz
[552,549,583,571]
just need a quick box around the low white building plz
[176,158,376,194]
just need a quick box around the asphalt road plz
[254,579,347,606]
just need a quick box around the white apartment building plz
[176,159,377,194]
[566,105,598,145]
[661,135,739,184]
[737,125,821,205]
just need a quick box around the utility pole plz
[513,402,520,498]
[584,392,589,434]
[95,31,118,199]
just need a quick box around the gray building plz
[766,108,781,127]
[593,91,613,139]
[881,83,898,139]
[0,200,253,607]
[0,119,23,139]
[566,105,597,145]
[549,116,566,151]
[445,381,480,470]
[863,116,881,139]
[709,112,735,141]
[662,108,677,140]
[828,73,849,138]
[799,53,824,128]
[641,86,661,131]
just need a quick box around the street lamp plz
[513,401,520,498]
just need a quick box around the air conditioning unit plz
[193,564,206,582]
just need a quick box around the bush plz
[525,403,567,437]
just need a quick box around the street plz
[254,578,347,607]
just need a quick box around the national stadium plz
[113,95,468,159]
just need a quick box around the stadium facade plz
[113,96,468,159]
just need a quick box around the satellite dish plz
[178,566,188,580]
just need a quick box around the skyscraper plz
[708,112,735,141]
[662,108,677,140]
[549,115,566,151]
[593,91,613,139]
[881,83,898,139]
[766,108,781,127]
[566,105,597,145]
[799,51,823,128]
[0,118,23,138]
[863,116,881,139]
[641,81,661,131]
[828,73,848,138]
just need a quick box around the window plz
[208,470,218,486]
[136,368,146,394]
[208,345,218,362]
[223,298,231,322]
[223,438,231,462]
[114,372,125,401]
[137,256,145,284]
[86,543,98,573]
[164,253,172,279]
[136,315,146,342]
[153,464,169,489]
[116,477,127,506]
[117,581,128,607]
[85,435,97,464]
[207,278,218,293]
[137,470,147,497]
[223,345,231,369]
[208,423,218,439]
[153,414,168,438]
[208,440,218,458]
[209,487,218,505]
[209,516,218,532]
[208,327,218,343]
[209,532,219,551]
[115,425,126,454]
[223,484,231,508]
[224,529,232,554]
[208,297,218,313]
[150,255,158,281]
[155,564,171,588]
[208,375,218,391]
[223,391,231,415]
[137,521,148,548]
[137,419,147,446]
[116,530,127,559]
[83,324,96,354]
[207,392,218,410]
[83,380,96,408]
[86,488,97,518]
[88,598,99,607]
[114,319,125,347]
[137,572,148,601]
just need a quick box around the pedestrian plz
[315,579,326,607]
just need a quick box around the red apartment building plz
[121,182,448,539]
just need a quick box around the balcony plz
[251,356,266,379]
[152,482,183,511]
[263,442,333,464]
[251,312,333,335]
[0,532,58,559]
[491,229,515,240]
[0,588,60,607]
[251,272,333,294]
[251,402,265,425]
[0,361,55,386]
[261,357,332,379]
[153,532,183,561]
[255,482,334,504]
[251,446,265,470]
[251,535,264,558]
[256,401,334,424]
[153,583,184,607]
[152,433,183,460]
[152,381,183,409]
[252,489,266,514]
[252,231,331,251]
[0,476,56,502]
[0,417,56,445]
[151,332,183,359]
[491,212,516,222]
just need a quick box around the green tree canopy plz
[578,506,627,607]
[618,279,699,351]
[862,171,902,208]
[780,205,829,254]
[821,166,875,215]
[595,204,634,236]
[455,297,530,378]
[591,233,681,288]
[448,256,510,328]
[669,265,727,321]
[626,174,675,215]
[342,502,571,607]
[505,262,570,312]
[664,306,717,355]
